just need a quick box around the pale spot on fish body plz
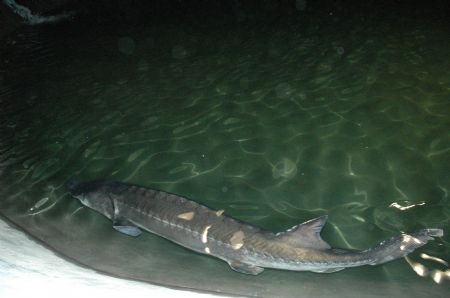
[230,230,245,250]
[202,225,212,244]
[177,212,195,221]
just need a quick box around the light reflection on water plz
[405,255,450,284]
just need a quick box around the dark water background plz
[1,2,449,296]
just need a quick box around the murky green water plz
[1,17,449,296]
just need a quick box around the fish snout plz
[66,179,81,195]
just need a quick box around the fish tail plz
[363,229,443,265]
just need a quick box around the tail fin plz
[364,229,443,265]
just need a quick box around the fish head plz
[66,180,114,219]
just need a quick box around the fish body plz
[67,180,443,275]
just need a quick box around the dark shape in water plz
[67,180,443,275]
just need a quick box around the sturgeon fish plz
[67,180,443,275]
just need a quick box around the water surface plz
[0,14,449,297]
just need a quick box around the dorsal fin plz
[276,215,331,250]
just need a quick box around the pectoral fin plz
[113,218,142,237]
[110,194,142,237]
[228,260,264,275]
